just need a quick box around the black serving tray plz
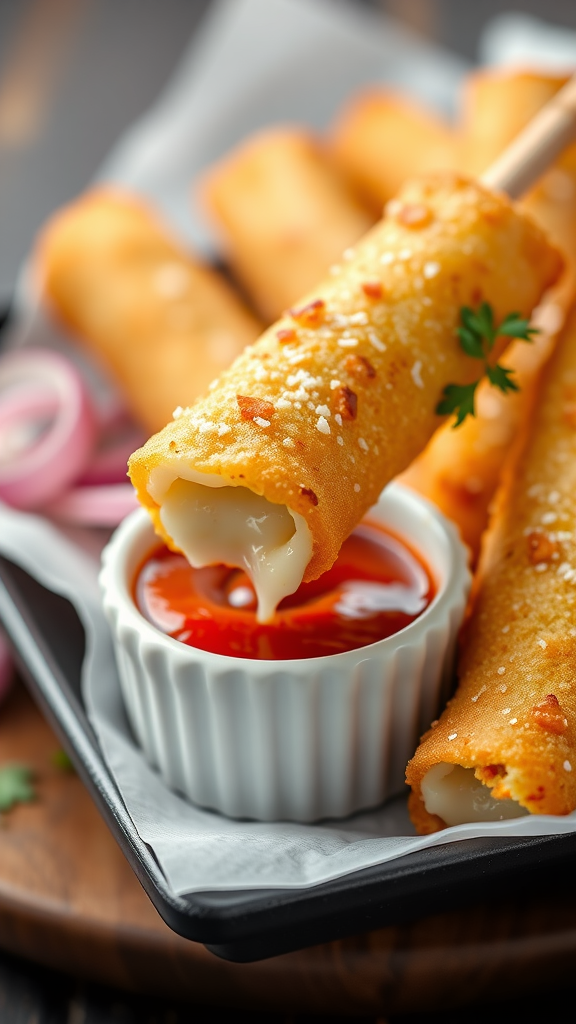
[1,294,576,962]
[2,555,576,963]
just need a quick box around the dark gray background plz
[1,0,576,1019]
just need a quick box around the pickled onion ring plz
[0,350,96,509]
[45,483,138,526]
[0,629,12,706]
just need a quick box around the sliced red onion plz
[0,385,59,432]
[0,629,13,706]
[0,349,97,509]
[79,425,145,486]
[45,483,138,526]
[95,397,132,432]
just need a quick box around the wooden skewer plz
[481,72,576,199]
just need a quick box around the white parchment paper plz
[2,0,576,898]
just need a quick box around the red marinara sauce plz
[134,521,434,661]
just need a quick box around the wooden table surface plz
[1,678,576,1019]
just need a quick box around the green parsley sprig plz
[436,302,539,427]
[0,763,35,814]
[52,748,75,773]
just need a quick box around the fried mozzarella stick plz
[199,127,374,322]
[407,302,576,831]
[37,190,262,433]
[461,70,571,177]
[129,173,561,622]
[329,90,458,213]
[461,69,576,309]
[401,71,576,559]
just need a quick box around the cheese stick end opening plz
[132,460,313,624]
[417,762,530,828]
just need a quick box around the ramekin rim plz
[99,482,471,670]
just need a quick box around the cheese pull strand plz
[158,478,311,623]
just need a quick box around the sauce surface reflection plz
[134,521,434,660]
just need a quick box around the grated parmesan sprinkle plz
[411,361,424,389]
[368,331,386,352]
[385,199,402,217]
[423,261,441,279]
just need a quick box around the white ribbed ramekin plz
[99,483,470,822]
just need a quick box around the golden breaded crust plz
[199,127,374,322]
[329,90,458,212]
[407,303,576,830]
[36,188,262,432]
[129,173,562,584]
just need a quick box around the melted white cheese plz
[153,473,312,623]
[421,763,529,825]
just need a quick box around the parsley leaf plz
[0,763,35,813]
[456,325,484,359]
[486,363,520,393]
[436,302,539,427]
[498,313,538,341]
[475,302,496,349]
[436,382,478,426]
